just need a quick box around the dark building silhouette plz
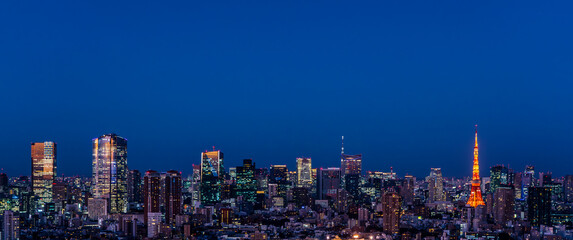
[527,187,551,227]
[144,170,160,224]
[164,170,182,224]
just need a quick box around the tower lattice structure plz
[467,125,485,207]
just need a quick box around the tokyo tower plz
[467,125,485,207]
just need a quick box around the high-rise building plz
[493,186,514,225]
[200,149,224,205]
[345,173,361,200]
[381,190,401,235]
[489,165,514,194]
[521,165,535,200]
[164,170,182,224]
[236,159,257,204]
[317,167,341,200]
[341,154,362,177]
[31,141,57,209]
[467,126,485,207]
[564,175,573,203]
[0,173,8,188]
[296,158,312,189]
[269,165,289,199]
[144,170,161,226]
[127,170,142,203]
[401,175,415,205]
[428,168,445,203]
[527,187,551,227]
[3,210,20,240]
[92,134,128,213]
[87,198,108,220]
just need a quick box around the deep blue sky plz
[1,1,572,178]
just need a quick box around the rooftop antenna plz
[212,146,216,151]
[341,136,344,155]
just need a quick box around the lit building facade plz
[317,167,341,200]
[164,170,182,224]
[31,141,57,209]
[428,168,445,203]
[144,170,161,225]
[296,157,312,188]
[493,186,515,225]
[489,165,514,194]
[381,191,401,235]
[527,186,552,227]
[92,134,128,213]
[236,159,257,204]
[269,165,289,200]
[200,150,224,205]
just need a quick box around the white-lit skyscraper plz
[297,157,312,188]
[92,133,128,213]
[31,141,56,210]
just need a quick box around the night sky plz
[1,1,572,178]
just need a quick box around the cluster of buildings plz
[1,131,573,239]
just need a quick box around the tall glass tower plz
[200,149,224,205]
[31,141,57,210]
[92,133,128,213]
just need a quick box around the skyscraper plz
[3,210,20,240]
[493,186,514,225]
[92,134,128,213]
[527,187,551,227]
[127,169,142,203]
[489,165,514,194]
[144,170,160,225]
[467,126,485,207]
[200,149,224,205]
[340,136,362,178]
[296,158,312,189]
[428,168,445,203]
[31,141,57,209]
[317,167,341,200]
[236,159,257,204]
[269,165,289,200]
[381,190,401,235]
[164,170,182,224]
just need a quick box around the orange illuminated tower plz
[467,125,485,207]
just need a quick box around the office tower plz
[467,126,485,207]
[144,170,161,225]
[191,164,201,205]
[255,168,269,193]
[428,168,445,203]
[489,165,514,194]
[3,210,20,240]
[521,165,535,200]
[317,167,341,200]
[345,173,361,199]
[527,187,551,227]
[92,134,128,213]
[236,159,257,204]
[0,173,7,188]
[514,172,522,200]
[493,186,514,225]
[296,158,312,188]
[269,165,289,199]
[381,190,402,235]
[401,175,415,205]
[52,182,68,203]
[564,175,573,202]
[200,149,224,205]
[31,141,57,208]
[127,170,142,203]
[164,170,182,224]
